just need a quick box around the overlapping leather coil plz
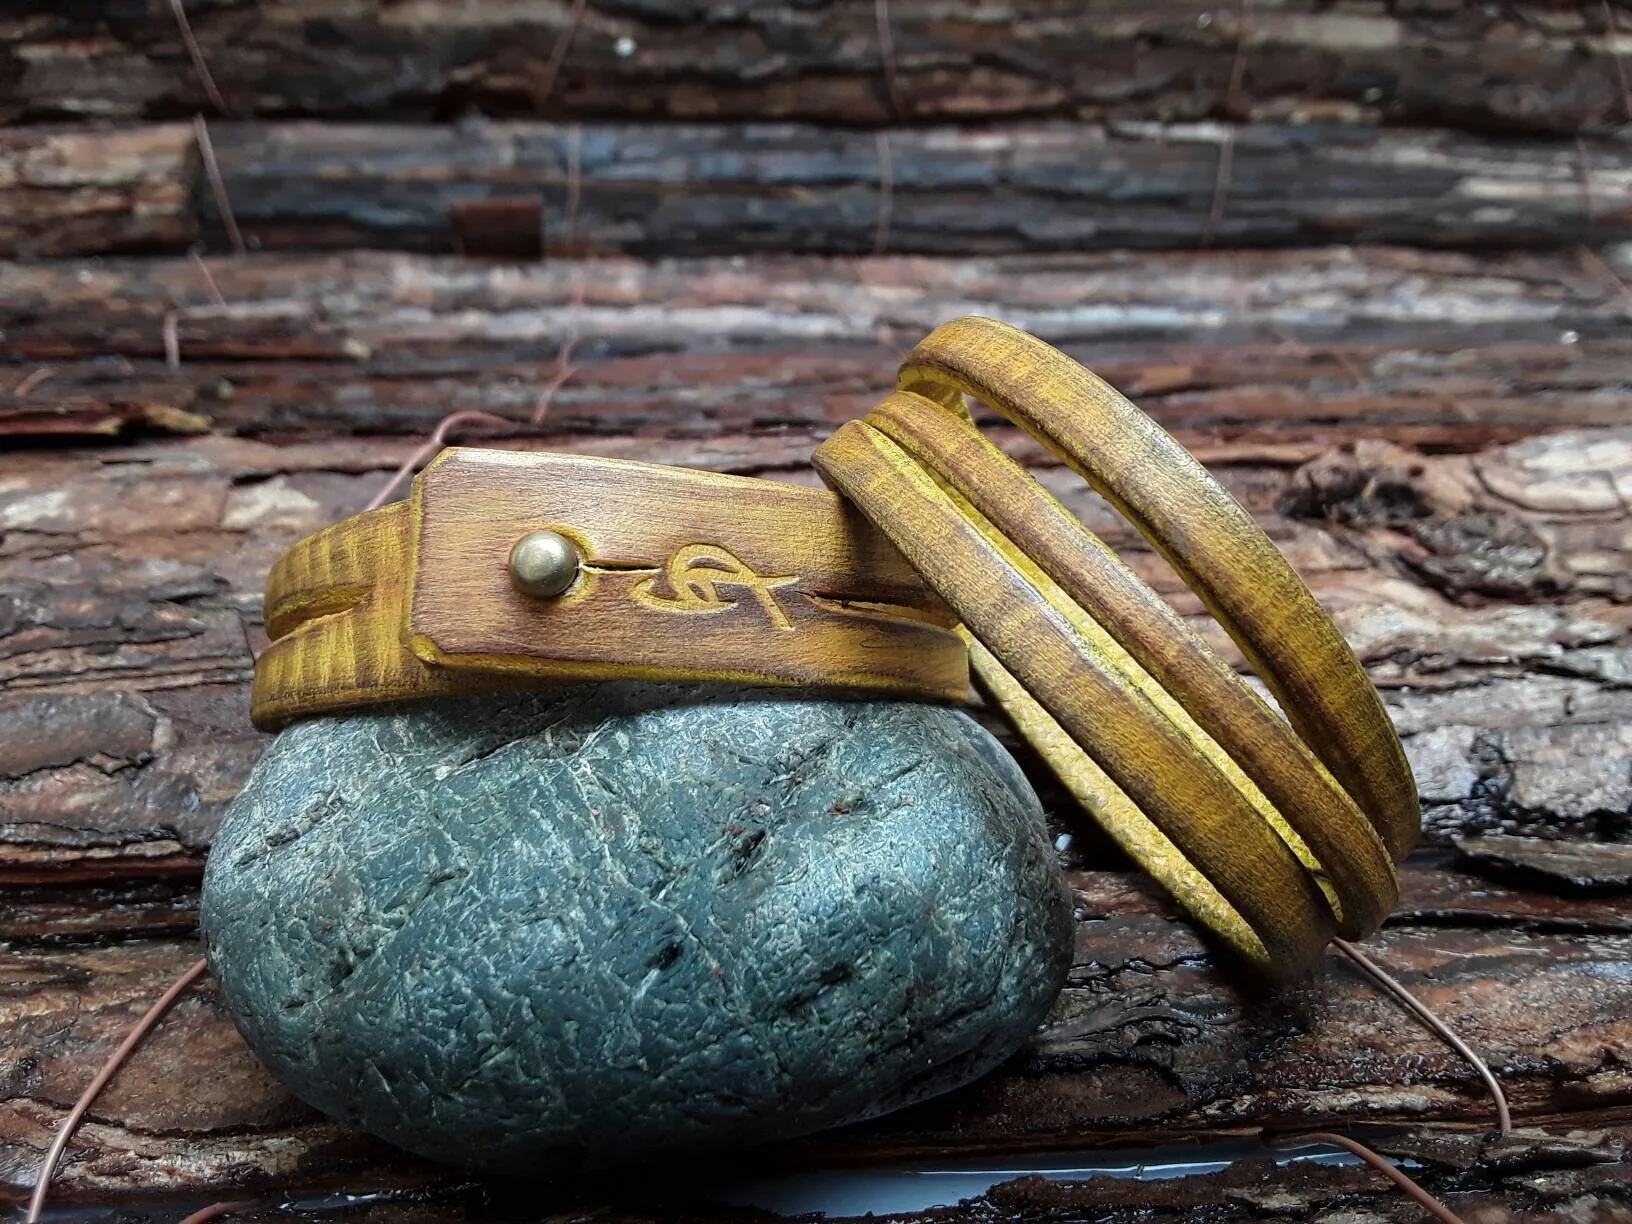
[813,317,1419,975]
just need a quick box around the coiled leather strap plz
[813,317,1417,974]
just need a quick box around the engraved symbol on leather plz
[631,544,799,630]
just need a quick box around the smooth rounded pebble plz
[202,685,1073,1173]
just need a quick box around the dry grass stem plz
[167,0,230,115]
[193,116,246,256]
[26,958,211,1224]
[1275,1131,1468,1224]
[874,131,896,256]
[535,0,589,110]
[1334,937,1512,1135]
[875,0,906,120]
[366,411,519,510]
[190,249,227,306]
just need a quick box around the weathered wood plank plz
[4,6,1627,1213]
[3,1,1629,136]
[2,249,1626,451]
[897,1144,1632,1224]
[1,120,1624,258]
[12,342,1629,456]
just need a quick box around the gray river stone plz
[202,685,1073,1173]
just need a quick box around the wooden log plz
[934,1145,1632,1224]
[3,1,1629,136]
[3,869,1632,1209]
[1,427,1627,883]
[8,248,1624,359]
[0,119,1624,258]
[2,249,1627,450]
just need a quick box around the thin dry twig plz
[1333,937,1512,1135]
[563,123,584,249]
[1224,0,1252,112]
[167,0,230,116]
[238,613,264,669]
[1200,0,1250,246]
[532,363,579,425]
[157,246,229,373]
[1274,1131,1468,1224]
[366,411,519,511]
[532,278,585,425]
[1200,128,1235,248]
[873,130,895,256]
[11,366,55,398]
[194,115,246,257]
[535,0,589,111]
[190,249,227,306]
[163,310,183,370]
[1577,134,1595,237]
[1578,242,1632,312]
[26,958,211,1224]
[875,0,907,121]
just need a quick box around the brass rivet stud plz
[509,530,581,598]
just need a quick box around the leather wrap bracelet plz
[811,317,1417,972]
[251,316,1418,976]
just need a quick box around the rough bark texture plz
[0,119,1624,258]
[2,249,1628,450]
[3,1,1630,135]
[3,421,1628,886]
[5,869,1632,1218]
[3,268,1629,1215]
[0,124,197,258]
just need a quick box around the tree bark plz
[3,869,1632,1215]
[2,425,1627,873]
[1,119,1624,258]
[0,125,197,258]
[3,1,1628,136]
[2,249,1627,449]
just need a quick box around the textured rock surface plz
[201,686,1072,1173]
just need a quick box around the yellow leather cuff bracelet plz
[251,449,969,730]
